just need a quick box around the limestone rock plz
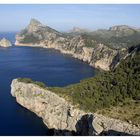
[11,79,140,136]
[15,19,140,71]
[0,38,12,47]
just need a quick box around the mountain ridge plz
[15,19,140,71]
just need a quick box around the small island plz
[0,38,12,47]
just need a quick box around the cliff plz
[11,79,140,136]
[49,45,140,127]
[15,19,140,71]
[0,38,12,47]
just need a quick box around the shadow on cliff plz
[99,130,134,136]
[47,114,135,136]
[75,114,96,136]
[47,114,94,136]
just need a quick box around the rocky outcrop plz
[15,19,139,71]
[11,79,140,136]
[0,38,12,47]
[109,25,137,36]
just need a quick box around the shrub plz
[34,81,46,88]
[17,78,33,83]
[17,78,46,89]
[49,45,140,117]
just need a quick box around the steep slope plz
[15,19,140,71]
[15,18,63,45]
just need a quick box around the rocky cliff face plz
[11,79,140,136]
[15,19,140,71]
[0,38,12,47]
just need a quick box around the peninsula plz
[15,19,140,71]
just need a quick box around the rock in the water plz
[0,38,12,47]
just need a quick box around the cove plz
[0,33,97,135]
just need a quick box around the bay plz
[0,32,96,135]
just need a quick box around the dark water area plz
[0,32,97,135]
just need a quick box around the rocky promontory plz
[11,79,140,136]
[15,18,140,71]
[0,38,12,47]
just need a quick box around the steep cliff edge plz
[15,18,140,71]
[11,79,140,136]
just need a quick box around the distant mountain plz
[68,27,91,33]
[16,18,62,44]
[89,25,140,49]
[15,18,140,71]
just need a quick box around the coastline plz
[15,41,42,47]
[11,79,140,136]
[15,42,113,71]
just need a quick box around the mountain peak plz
[109,25,134,31]
[29,18,42,26]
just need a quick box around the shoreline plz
[15,42,109,71]
[15,42,42,47]
[11,79,140,136]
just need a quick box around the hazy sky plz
[0,4,140,32]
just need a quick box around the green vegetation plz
[17,78,46,89]
[81,34,96,47]
[97,102,140,126]
[17,78,33,83]
[20,33,40,44]
[80,31,140,50]
[81,33,122,50]
[18,45,140,125]
[48,45,140,125]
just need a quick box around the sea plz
[0,32,96,135]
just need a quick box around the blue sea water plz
[0,32,96,135]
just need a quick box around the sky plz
[0,4,140,32]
